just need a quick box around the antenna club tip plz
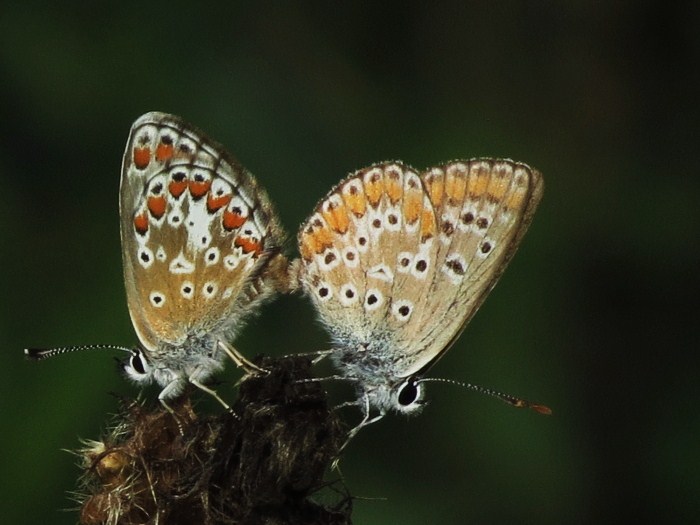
[531,403,553,416]
[510,399,552,415]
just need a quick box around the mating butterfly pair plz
[27,112,547,425]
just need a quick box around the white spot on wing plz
[315,282,333,302]
[391,299,414,322]
[364,289,384,311]
[367,263,394,283]
[224,253,240,270]
[204,247,220,266]
[227,196,249,218]
[339,283,359,306]
[149,291,165,308]
[342,246,359,268]
[202,281,218,299]
[355,225,370,253]
[167,209,183,227]
[318,248,341,271]
[410,256,430,279]
[137,247,154,269]
[209,178,232,199]
[175,136,197,158]
[170,252,195,274]
[477,239,495,259]
[181,281,194,299]
[384,206,402,232]
[147,174,167,196]
[442,254,468,284]
[184,196,215,251]
[396,252,413,274]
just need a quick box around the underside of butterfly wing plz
[399,159,544,376]
[120,113,286,355]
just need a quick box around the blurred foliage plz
[1,2,698,524]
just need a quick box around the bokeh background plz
[2,2,698,524]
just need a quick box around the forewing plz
[120,112,285,351]
[396,159,543,376]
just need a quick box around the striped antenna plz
[24,344,134,361]
[417,377,552,415]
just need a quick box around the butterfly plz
[296,159,547,435]
[26,112,288,411]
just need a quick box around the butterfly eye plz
[129,352,148,376]
[397,380,421,407]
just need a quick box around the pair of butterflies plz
[28,112,549,429]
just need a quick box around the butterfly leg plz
[277,349,335,364]
[347,393,386,443]
[189,377,237,417]
[218,340,269,376]
[158,380,189,435]
[332,394,385,469]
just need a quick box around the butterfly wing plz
[298,159,542,383]
[120,112,285,352]
[298,162,439,352]
[396,159,544,376]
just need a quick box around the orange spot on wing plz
[342,187,366,218]
[385,171,403,204]
[133,147,151,169]
[207,193,232,213]
[299,232,315,261]
[189,180,211,199]
[420,207,436,241]
[312,227,335,253]
[169,180,188,199]
[364,173,383,207]
[403,190,422,224]
[155,142,174,162]
[445,171,467,205]
[505,187,526,211]
[486,176,509,203]
[301,223,334,256]
[235,236,262,255]
[222,209,246,230]
[147,195,166,219]
[133,212,149,235]
[322,201,350,234]
[424,173,445,208]
[468,166,490,199]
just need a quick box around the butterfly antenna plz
[418,377,552,415]
[24,344,134,361]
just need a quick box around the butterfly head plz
[362,376,428,416]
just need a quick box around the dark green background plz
[2,2,698,524]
